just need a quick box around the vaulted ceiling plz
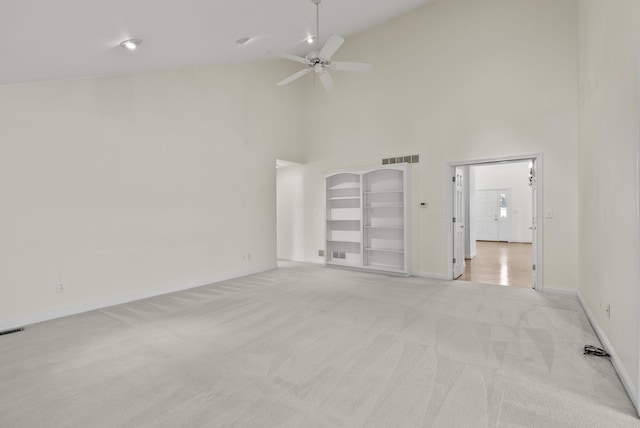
[0,0,432,85]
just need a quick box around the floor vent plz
[0,327,24,336]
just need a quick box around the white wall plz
[276,163,306,261]
[0,61,304,323]
[299,0,579,286]
[578,0,640,403]
[473,162,533,243]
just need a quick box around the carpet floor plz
[0,261,638,427]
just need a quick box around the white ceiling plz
[0,0,432,86]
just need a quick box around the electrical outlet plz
[247,253,251,261]
[606,304,611,319]
[318,249,324,257]
[57,283,65,293]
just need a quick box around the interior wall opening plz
[450,156,540,289]
[276,159,305,265]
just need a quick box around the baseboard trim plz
[278,257,324,265]
[577,290,639,414]
[412,271,449,280]
[0,264,277,332]
[542,287,577,296]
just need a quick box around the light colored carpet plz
[0,261,637,427]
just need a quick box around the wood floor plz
[458,241,532,288]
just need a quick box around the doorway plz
[276,159,305,262]
[448,155,542,289]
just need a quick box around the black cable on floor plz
[584,345,610,357]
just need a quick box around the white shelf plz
[366,263,405,273]
[328,184,360,190]
[327,259,360,266]
[325,164,410,276]
[328,197,360,201]
[365,248,405,253]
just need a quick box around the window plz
[499,193,508,218]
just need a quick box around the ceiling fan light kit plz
[277,0,373,91]
[120,39,142,51]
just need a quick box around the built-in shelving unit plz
[325,164,410,276]
[325,173,362,266]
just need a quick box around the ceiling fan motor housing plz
[308,55,329,70]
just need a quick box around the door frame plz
[636,59,640,415]
[446,153,543,290]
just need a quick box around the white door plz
[453,167,465,278]
[530,161,538,288]
[474,189,510,242]
[475,190,498,241]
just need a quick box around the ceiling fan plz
[277,0,373,91]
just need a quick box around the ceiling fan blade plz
[277,52,309,65]
[330,61,373,72]
[277,68,311,86]
[318,72,335,92]
[319,35,344,60]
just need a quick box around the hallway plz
[458,241,533,288]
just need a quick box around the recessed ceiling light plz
[306,36,315,44]
[120,39,142,51]
[235,36,251,46]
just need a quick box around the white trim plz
[324,162,411,177]
[277,257,323,265]
[636,59,640,416]
[0,264,277,332]
[412,271,449,280]
[447,153,543,290]
[577,290,639,412]
[542,287,577,296]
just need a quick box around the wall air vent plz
[382,154,419,165]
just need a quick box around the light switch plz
[545,209,553,218]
